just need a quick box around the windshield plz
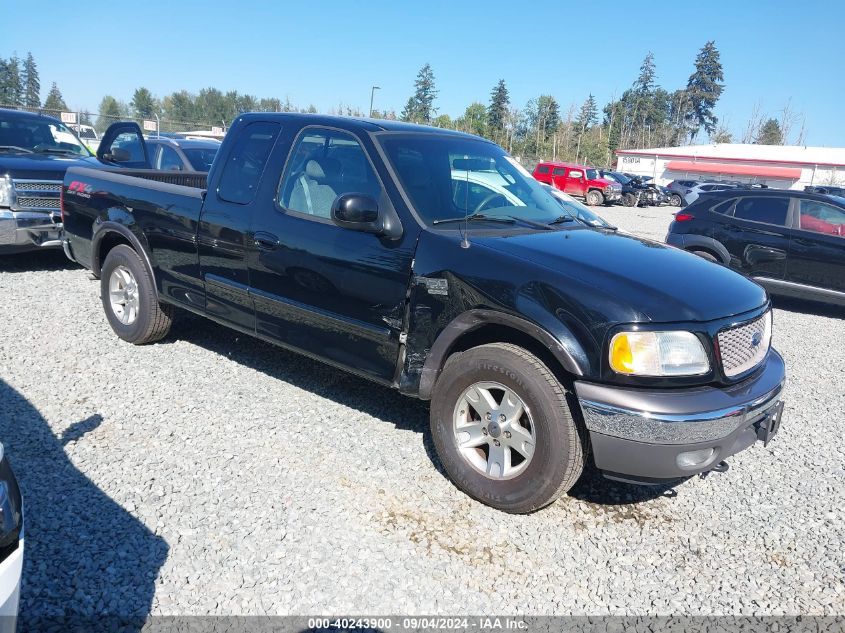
[604,171,630,184]
[183,147,218,172]
[0,115,91,156]
[542,185,612,228]
[380,135,566,226]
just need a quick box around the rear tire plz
[100,244,173,344]
[585,190,603,206]
[430,343,585,514]
[669,193,682,207]
[690,249,719,263]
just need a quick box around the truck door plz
[551,166,566,190]
[787,197,845,294]
[247,126,416,383]
[197,120,282,331]
[565,168,585,197]
[96,122,151,168]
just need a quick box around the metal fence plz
[0,103,226,138]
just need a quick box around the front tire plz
[430,343,585,513]
[623,192,637,207]
[100,244,173,344]
[585,190,603,206]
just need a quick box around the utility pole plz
[369,86,381,118]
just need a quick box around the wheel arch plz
[92,221,158,299]
[417,310,587,400]
[682,234,730,265]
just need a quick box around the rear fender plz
[91,217,157,297]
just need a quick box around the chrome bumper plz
[575,349,786,445]
[0,209,63,250]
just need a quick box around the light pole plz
[369,86,381,118]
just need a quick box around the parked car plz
[532,161,622,206]
[541,183,615,229]
[667,188,845,306]
[682,182,742,207]
[145,137,220,172]
[805,184,845,197]
[62,115,786,513]
[0,442,23,632]
[69,124,101,153]
[619,173,672,206]
[0,108,95,254]
[599,170,658,207]
[665,179,700,206]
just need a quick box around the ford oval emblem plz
[751,331,763,347]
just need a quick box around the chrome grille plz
[14,182,61,192]
[718,311,772,378]
[12,179,62,211]
[16,196,60,208]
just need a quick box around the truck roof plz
[0,107,64,125]
[236,112,488,140]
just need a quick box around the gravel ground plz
[0,206,843,621]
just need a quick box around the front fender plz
[414,309,589,400]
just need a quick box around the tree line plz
[1,46,807,164]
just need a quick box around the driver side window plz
[278,128,382,219]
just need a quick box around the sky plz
[5,0,845,146]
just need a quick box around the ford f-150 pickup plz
[61,114,786,513]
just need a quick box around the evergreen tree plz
[22,52,40,108]
[487,79,510,142]
[97,95,123,132]
[131,87,157,119]
[634,52,656,95]
[756,118,783,145]
[401,63,438,124]
[575,94,598,131]
[685,41,725,139]
[0,56,24,106]
[44,82,67,111]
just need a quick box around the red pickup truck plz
[533,161,622,206]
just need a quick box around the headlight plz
[0,175,13,208]
[609,330,710,376]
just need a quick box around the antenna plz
[460,157,470,249]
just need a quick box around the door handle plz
[253,232,280,251]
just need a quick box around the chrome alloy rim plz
[452,381,536,480]
[108,265,140,325]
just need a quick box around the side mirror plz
[332,193,381,231]
[109,147,132,163]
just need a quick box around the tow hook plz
[699,460,730,479]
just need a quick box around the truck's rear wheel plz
[430,343,585,513]
[100,244,173,344]
[585,190,603,206]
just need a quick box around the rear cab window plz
[216,121,281,205]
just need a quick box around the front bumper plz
[604,189,622,201]
[575,349,786,482]
[0,209,63,253]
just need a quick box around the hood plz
[0,153,99,181]
[593,177,618,188]
[473,227,767,323]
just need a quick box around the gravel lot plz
[1,205,843,621]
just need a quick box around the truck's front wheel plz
[585,190,603,206]
[430,343,585,513]
[100,244,173,344]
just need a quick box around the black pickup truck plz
[62,114,786,513]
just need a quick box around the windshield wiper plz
[432,213,516,225]
[0,145,34,154]
[549,215,576,225]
